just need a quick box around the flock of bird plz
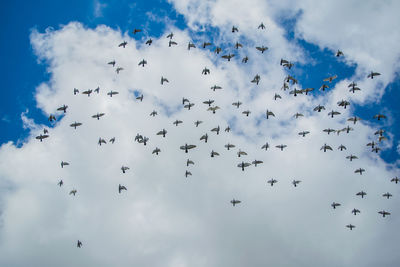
[34,22,397,247]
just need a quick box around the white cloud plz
[94,0,107,18]
[0,1,399,266]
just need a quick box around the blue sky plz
[2,0,397,164]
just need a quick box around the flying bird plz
[382,192,392,199]
[328,110,341,118]
[211,126,220,135]
[354,168,365,175]
[180,143,196,153]
[211,85,222,91]
[258,22,266,29]
[378,210,391,217]
[237,150,247,157]
[276,144,287,151]
[48,114,56,122]
[70,189,77,196]
[145,39,153,45]
[391,177,399,184]
[367,71,381,79]
[58,180,63,187]
[121,166,129,173]
[186,159,194,166]
[267,179,278,186]
[237,161,251,171]
[225,143,235,150]
[116,67,124,74]
[210,150,220,157]
[61,161,69,168]
[331,202,341,209]
[185,170,192,178]
[231,199,241,206]
[118,184,127,193]
[132,28,141,34]
[156,129,167,137]
[36,134,49,142]
[338,144,347,151]
[57,105,68,113]
[261,142,269,150]
[92,113,105,120]
[346,224,355,230]
[98,138,106,146]
[292,180,301,187]
[252,160,263,167]
[232,26,238,33]
[221,54,235,61]
[70,122,82,129]
[118,41,127,48]
[107,90,119,97]
[108,60,116,67]
[251,74,261,85]
[203,99,214,106]
[298,131,310,137]
[266,110,275,119]
[346,155,358,161]
[373,114,386,120]
[168,40,178,47]
[352,208,360,215]
[200,133,208,143]
[152,147,161,155]
[188,42,196,50]
[356,191,367,198]
[256,46,268,53]
[194,120,203,127]
[314,105,325,112]
[232,101,242,108]
[320,144,333,152]
[161,76,169,85]
[173,120,183,126]
[336,50,344,57]
[323,75,337,83]
[138,59,147,67]
[202,67,210,75]
[77,240,82,248]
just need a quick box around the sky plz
[0,0,399,266]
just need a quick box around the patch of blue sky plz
[0,0,186,147]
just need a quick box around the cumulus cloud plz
[0,1,399,266]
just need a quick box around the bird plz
[211,126,220,135]
[166,32,174,39]
[36,134,49,142]
[258,22,266,29]
[302,88,314,95]
[116,67,123,74]
[323,75,337,83]
[289,88,303,97]
[375,129,385,136]
[202,67,210,75]
[136,94,143,102]
[203,99,214,106]
[336,50,344,57]
[57,105,68,113]
[214,47,221,54]
[221,54,235,61]
[173,120,183,126]
[92,113,105,120]
[184,103,195,110]
[242,56,249,63]
[298,131,310,137]
[210,150,219,157]
[266,110,275,119]
[182,98,189,105]
[118,41,127,48]
[186,159,194,166]
[107,90,119,97]
[98,138,106,146]
[356,191,367,198]
[202,42,211,48]
[194,120,203,127]
[328,110,341,118]
[232,26,238,33]
[346,224,355,230]
[366,141,376,148]
[323,128,335,135]
[391,177,399,184]
[137,136,149,146]
[372,147,381,153]
[94,87,100,94]
[320,84,329,91]
[314,105,325,112]
[185,170,192,178]
[118,184,127,193]
[331,202,341,209]
[276,144,287,151]
[338,144,347,151]
[347,116,361,124]
[180,144,196,153]
[237,150,247,157]
[70,189,77,196]
[378,210,391,217]
[294,113,304,119]
[273,93,282,100]
[231,199,241,206]
[150,110,158,117]
[320,144,333,152]
[352,208,360,215]
[267,179,278,186]
[261,142,269,150]
[232,101,242,108]
[152,147,161,155]
[77,240,82,248]
[242,110,251,116]
[207,106,220,114]
[225,126,231,132]
[211,85,222,91]
[73,88,79,95]
[48,114,56,122]
[82,89,93,96]
[367,71,381,79]
[61,161,69,168]
[145,39,152,45]
[355,168,365,175]
[132,28,141,34]
[109,137,115,144]
[57,180,63,187]
[70,122,82,129]
[337,100,350,109]
[342,126,354,133]
[251,74,261,85]
[138,59,147,67]
[234,42,243,49]
[161,76,169,85]
[188,42,196,50]
[373,114,386,120]
[108,60,116,67]
[346,155,358,161]
[382,192,392,199]
[200,133,208,143]
[156,129,167,137]
[292,180,301,187]
[121,166,129,173]
[225,143,235,150]
[256,46,268,53]
[168,40,178,47]
[237,161,251,171]
[252,160,263,167]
